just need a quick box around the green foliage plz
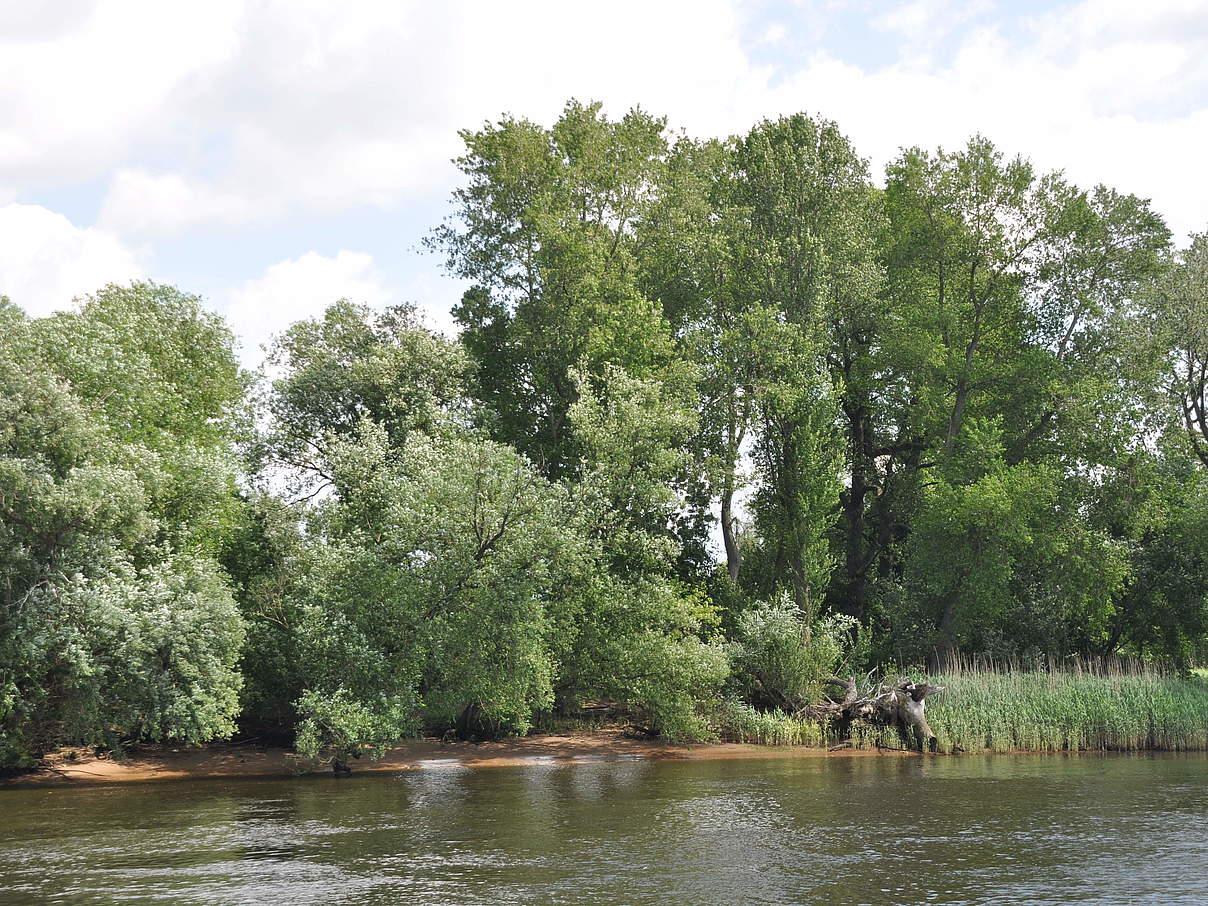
[7,103,1208,768]
[245,296,547,750]
[262,301,470,488]
[432,100,682,479]
[1110,461,1208,665]
[862,138,1174,659]
[294,425,568,743]
[294,687,417,762]
[1,556,244,767]
[260,352,728,752]
[729,595,858,712]
[30,283,247,451]
[555,363,730,740]
[29,283,248,556]
[0,288,247,768]
[1153,231,1208,467]
[218,494,308,736]
[749,333,843,621]
[722,115,880,608]
[556,572,730,742]
[569,363,698,570]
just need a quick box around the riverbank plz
[3,730,918,787]
[9,669,1206,787]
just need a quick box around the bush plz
[294,687,418,762]
[1,556,245,766]
[630,633,730,742]
[730,594,861,711]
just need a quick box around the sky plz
[2,0,1207,366]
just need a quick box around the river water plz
[1,753,1205,905]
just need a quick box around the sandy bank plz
[3,730,912,787]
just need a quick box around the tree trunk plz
[455,701,502,741]
[790,565,811,646]
[943,378,970,454]
[842,406,871,620]
[898,682,940,752]
[720,484,741,583]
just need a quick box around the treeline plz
[2,102,1207,767]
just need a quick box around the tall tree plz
[637,136,757,583]
[430,100,683,479]
[732,115,880,619]
[640,115,881,605]
[1156,231,1208,467]
[881,140,1170,657]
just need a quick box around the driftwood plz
[812,674,945,752]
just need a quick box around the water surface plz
[2,753,1205,905]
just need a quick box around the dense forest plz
[3,102,1207,768]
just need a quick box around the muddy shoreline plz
[2,730,921,787]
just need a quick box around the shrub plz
[730,594,859,712]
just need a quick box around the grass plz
[716,660,1208,753]
[715,699,825,747]
[927,662,1208,754]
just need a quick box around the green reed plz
[715,699,825,747]
[715,659,1208,752]
[927,659,1208,754]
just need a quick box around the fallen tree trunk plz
[813,675,945,752]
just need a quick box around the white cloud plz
[222,250,391,365]
[99,170,258,237]
[762,22,788,44]
[90,0,774,234]
[221,248,461,367]
[755,9,1208,239]
[0,0,242,198]
[875,0,992,45]
[8,0,1208,255]
[0,203,141,316]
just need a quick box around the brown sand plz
[4,730,911,787]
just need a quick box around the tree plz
[730,115,876,621]
[641,115,880,606]
[261,300,470,497]
[293,426,571,752]
[553,365,729,739]
[253,299,725,752]
[431,100,682,479]
[1088,450,1208,665]
[0,291,246,768]
[251,303,554,748]
[27,283,249,556]
[873,139,1170,659]
[1156,231,1208,467]
[636,136,756,583]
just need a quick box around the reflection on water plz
[1,754,1205,905]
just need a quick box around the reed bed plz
[715,700,825,747]
[716,659,1208,752]
[927,663,1208,754]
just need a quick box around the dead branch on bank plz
[811,674,946,752]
